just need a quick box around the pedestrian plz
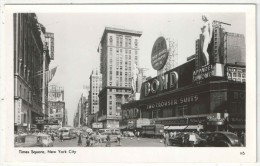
[51,133,55,142]
[59,131,63,142]
[164,131,169,146]
[78,133,82,146]
[137,131,140,140]
[90,134,94,146]
[173,131,177,138]
[117,134,122,146]
[170,131,173,138]
[86,134,90,147]
[106,133,111,147]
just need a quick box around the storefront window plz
[163,108,173,118]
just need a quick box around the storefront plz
[122,61,245,132]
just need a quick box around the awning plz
[164,125,204,130]
[229,124,245,129]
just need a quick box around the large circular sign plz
[151,37,169,70]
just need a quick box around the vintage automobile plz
[98,129,121,143]
[169,132,207,147]
[15,134,54,147]
[38,133,54,147]
[59,127,77,139]
[123,131,135,137]
[205,132,243,147]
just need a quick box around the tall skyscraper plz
[89,68,102,115]
[14,13,53,132]
[98,27,142,128]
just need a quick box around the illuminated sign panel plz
[192,63,224,82]
[48,85,64,102]
[226,66,246,82]
[140,60,195,99]
[15,99,22,125]
[45,32,54,60]
[92,122,103,129]
[151,37,169,70]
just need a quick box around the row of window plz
[109,35,138,48]
[107,89,131,93]
[109,47,138,54]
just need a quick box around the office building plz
[98,27,142,128]
[14,13,53,132]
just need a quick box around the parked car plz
[123,131,135,137]
[205,132,243,147]
[98,129,121,143]
[169,132,206,147]
[38,133,54,147]
[14,134,27,147]
[14,134,45,147]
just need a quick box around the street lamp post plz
[42,46,46,120]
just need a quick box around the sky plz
[36,12,245,126]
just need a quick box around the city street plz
[53,137,165,147]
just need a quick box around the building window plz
[125,37,132,48]
[119,36,123,47]
[135,39,138,48]
[109,36,113,45]
[24,88,26,99]
[177,105,188,116]
[116,36,119,46]
[19,85,22,97]
[128,38,132,48]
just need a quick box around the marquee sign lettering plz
[188,117,207,125]
[155,118,188,125]
[193,63,224,82]
[144,71,179,97]
[146,95,198,110]
[151,37,169,70]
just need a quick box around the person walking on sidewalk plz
[51,133,55,142]
[78,133,82,146]
[106,133,111,147]
[117,134,122,146]
[59,131,63,142]
[164,131,169,146]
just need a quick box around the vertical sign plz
[45,32,54,60]
[15,99,22,125]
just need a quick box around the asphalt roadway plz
[53,137,166,147]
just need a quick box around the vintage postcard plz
[1,3,257,164]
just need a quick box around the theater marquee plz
[193,63,224,82]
